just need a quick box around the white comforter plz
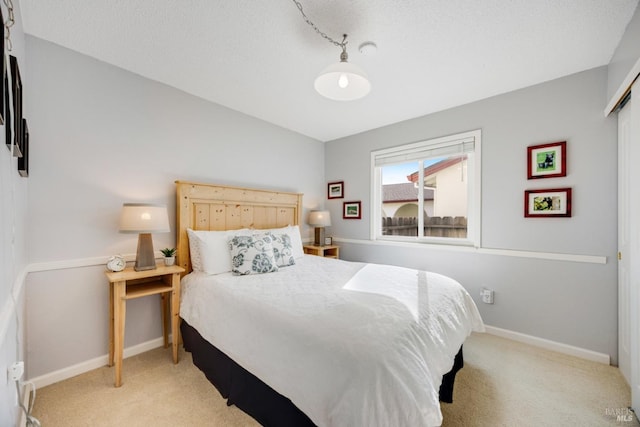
[180,255,484,427]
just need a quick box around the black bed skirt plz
[181,319,463,427]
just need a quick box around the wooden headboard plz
[175,181,303,274]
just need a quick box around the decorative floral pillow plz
[261,225,305,259]
[228,233,279,275]
[270,233,296,268]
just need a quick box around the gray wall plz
[23,36,325,379]
[0,2,28,425]
[607,3,640,104]
[325,66,619,362]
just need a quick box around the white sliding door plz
[618,81,640,412]
[618,95,631,386]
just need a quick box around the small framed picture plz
[328,181,344,199]
[4,67,10,152]
[0,6,5,126]
[324,236,332,245]
[17,118,28,177]
[10,55,23,158]
[343,201,361,219]
[527,141,566,179]
[524,188,572,217]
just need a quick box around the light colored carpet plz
[31,332,636,426]
[440,333,636,427]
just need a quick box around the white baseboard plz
[484,325,610,365]
[29,336,169,389]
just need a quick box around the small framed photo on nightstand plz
[324,237,332,245]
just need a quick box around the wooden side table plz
[105,263,185,387]
[303,244,339,259]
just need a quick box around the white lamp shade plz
[314,61,371,101]
[309,210,331,227]
[119,203,170,234]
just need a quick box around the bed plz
[175,181,484,427]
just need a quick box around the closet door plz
[618,96,631,386]
[619,82,640,411]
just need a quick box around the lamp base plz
[134,233,157,271]
[314,227,326,246]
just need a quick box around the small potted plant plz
[161,247,176,266]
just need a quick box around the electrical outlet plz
[481,289,494,304]
[8,361,24,382]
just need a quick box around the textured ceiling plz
[19,0,639,142]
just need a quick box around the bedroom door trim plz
[606,56,640,115]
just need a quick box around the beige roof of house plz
[383,183,434,203]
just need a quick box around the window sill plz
[375,235,476,248]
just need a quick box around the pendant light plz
[314,34,371,101]
[293,1,371,101]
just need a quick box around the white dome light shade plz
[314,61,371,101]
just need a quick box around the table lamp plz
[119,203,170,271]
[309,210,331,246]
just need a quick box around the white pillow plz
[186,229,204,272]
[187,228,251,275]
[228,232,279,275]
[261,225,304,259]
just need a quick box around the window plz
[371,129,481,246]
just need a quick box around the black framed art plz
[0,7,5,126]
[18,118,28,177]
[10,55,22,158]
[4,69,9,152]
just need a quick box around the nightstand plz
[303,244,339,259]
[105,263,185,387]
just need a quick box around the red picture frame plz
[343,201,361,219]
[524,188,572,217]
[328,181,344,199]
[527,141,566,179]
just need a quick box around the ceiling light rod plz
[3,0,15,51]
[292,0,371,101]
[292,0,347,50]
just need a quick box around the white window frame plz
[370,129,482,247]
